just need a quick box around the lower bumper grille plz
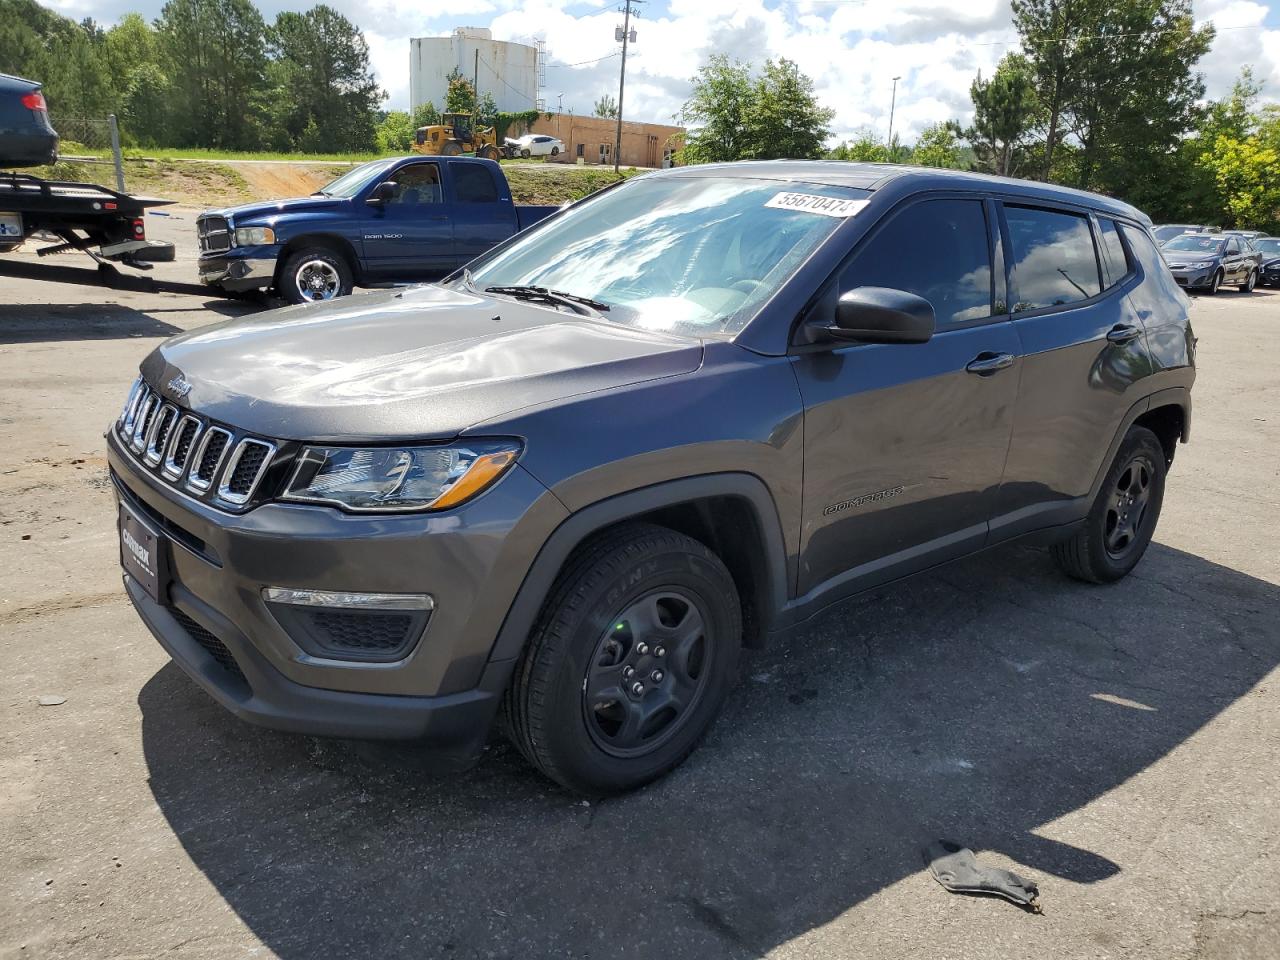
[170,607,247,684]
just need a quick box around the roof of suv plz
[658,160,1149,225]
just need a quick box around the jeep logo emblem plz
[166,375,193,400]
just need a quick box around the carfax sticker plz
[764,192,868,218]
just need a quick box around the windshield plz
[1254,238,1280,254]
[1154,225,1197,242]
[459,175,869,336]
[1164,235,1223,253]
[317,159,396,198]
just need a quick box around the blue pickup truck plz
[196,156,560,303]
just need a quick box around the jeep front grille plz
[115,377,280,511]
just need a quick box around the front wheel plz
[1240,268,1257,293]
[520,148,531,159]
[1208,269,1222,294]
[1050,426,1166,583]
[550,145,560,156]
[503,523,742,794]
[278,248,353,304]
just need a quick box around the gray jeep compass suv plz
[108,162,1195,794]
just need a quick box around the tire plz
[550,145,559,156]
[1050,426,1166,584]
[520,148,531,159]
[503,522,742,795]
[1207,269,1222,294]
[442,141,463,156]
[278,248,353,305]
[479,145,499,161]
[1239,268,1257,293]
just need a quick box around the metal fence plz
[54,115,126,192]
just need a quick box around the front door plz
[793,196,1020,599]
[362,161,455,277]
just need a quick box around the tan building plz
[528,113,683,169]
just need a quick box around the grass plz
[60,143,384,164]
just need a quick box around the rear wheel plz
[479,145,500,161]
[278,248,353,304]
[503,523,742,795]
[1240,268,1257,293]
[1050,426,1166,583]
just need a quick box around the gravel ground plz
[1,220,1278,960]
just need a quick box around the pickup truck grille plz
[115,377,279,511]
[197,215,232,254]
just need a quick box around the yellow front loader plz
[413,113,502,161]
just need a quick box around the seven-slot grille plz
[197,215,232,254]
[117,377,277,510]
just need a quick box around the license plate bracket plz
[118,501,169,604]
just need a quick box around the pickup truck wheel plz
[503,522,742,795]
[1050,426,1166,584]
[279,249,352,304]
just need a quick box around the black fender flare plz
[487,473,790,663]
[1087,386,1192,504]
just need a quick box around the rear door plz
[989,202,1153,540]
[361,160,455,277]
[447,160,520,266]
[792,195,1021,599]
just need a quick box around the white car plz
[513,134,564,158]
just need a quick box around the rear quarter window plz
[1005,205,1101,311]
[453,163,500,203]
[1097,218,1132,287]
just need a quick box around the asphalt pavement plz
[1,218,1277,959]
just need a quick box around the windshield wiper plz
[483,284,610,316]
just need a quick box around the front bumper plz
[107,426,567,755]
[198,247,278,292]
[1169,267,1216,289]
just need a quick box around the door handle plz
[1106,324,1141,344]
[965,352,1015,375]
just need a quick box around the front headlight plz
[282,441,521,512]
[1189,261,1211,269]
[234,225,276,246]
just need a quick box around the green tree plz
[1012,0,1092,179]
[910,122,964,168]
[412,100,440,128]
[445,68,475,114]
[1200,130,1280,229]
[678,55,753,164]
[964,53,1039,177]
[593,93,618,119]
[744,58,833,160]
[157,0,270,149]
[270,5,382,152]
[827,130,890,162]
[376,110,414,153]
[476,91,498,126]
[105,14,171,145]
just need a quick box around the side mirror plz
[825,287,935,344]
[368,181,397,204]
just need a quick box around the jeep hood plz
[142,285,703,442]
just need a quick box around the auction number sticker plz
[764,193,869,218]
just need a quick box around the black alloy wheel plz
[1103,453,1154,560]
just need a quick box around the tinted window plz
[1227,238,1242,254]
[1164,235,1223,254]
[1255,238,1280,255]
[841,199,992,326]
[1005,206,1100,311]
[453,163,499,203]
[1097,218,1130,287]
[1119,223,1184,301]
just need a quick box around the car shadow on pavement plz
[137,540,1279,958]
[0,302,250,344]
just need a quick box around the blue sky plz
[45,0,1280,142]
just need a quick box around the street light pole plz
[887,75,901,159]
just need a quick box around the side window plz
[1097,218,1131,287]
[1227,238,1241,255]
[386,164,441,205]
[1005,205,1101,311]
[453,163,500,203]
[1118,222,1183,301]
[840,198,993,327]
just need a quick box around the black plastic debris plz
[922,840,1042,913]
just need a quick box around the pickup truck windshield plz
[317,159,397,198]
[462,176,870,336]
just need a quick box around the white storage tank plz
[410,29,539,115]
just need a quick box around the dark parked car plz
[1152,223,1213,245]
[1253,236,1280,286]
[109,162,1194,794]
[0,73,58,169]
[1161,232,1260,293]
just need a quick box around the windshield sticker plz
[765,192,869,218]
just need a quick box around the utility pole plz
[474,49,480,111]
[613,0,640,173]
[887,75,901,159]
